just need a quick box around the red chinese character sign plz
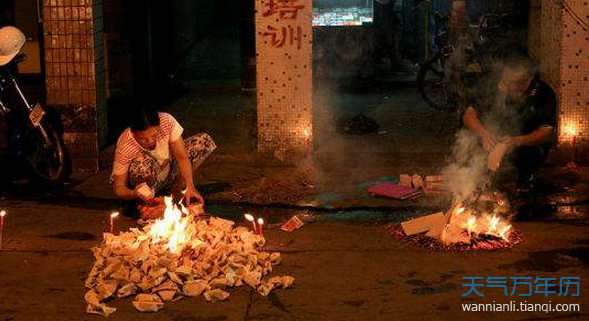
[256,0,313,159]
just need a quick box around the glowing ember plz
[441,193,514,246]
[394,191,519,251]
[390,223,523,252]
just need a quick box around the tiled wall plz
[557,0,589,152]
[42,0,106,171]
[255,0,313,160]
[529,0,588,161]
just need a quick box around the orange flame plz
[147,197,203,254]
[466,216,477,234]
[442,199,513,245]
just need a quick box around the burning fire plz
[146,197,204,254]
[441,192,513,245]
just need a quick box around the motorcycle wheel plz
[22,119,71,184]
[416,52,451,111]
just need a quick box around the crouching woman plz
[110,108,216,218]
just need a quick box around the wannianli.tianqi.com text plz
[462,302,581,313]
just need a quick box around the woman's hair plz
[130,108,160,132]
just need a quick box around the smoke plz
[441,130,489,201]
[440,19,536,202]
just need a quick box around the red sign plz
[263,0,305,20]
[262,25,302,49]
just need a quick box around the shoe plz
[516,172,537,195]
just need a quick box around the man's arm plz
[170,138,204,205]
[509,126,553,147]
[463,106,498,151]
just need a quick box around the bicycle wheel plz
[22,119,71,184]
[417,52,450,111]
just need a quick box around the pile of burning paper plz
[393,191,523,251]
[84,197,294,316]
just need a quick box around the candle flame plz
[257,217,264,225]
[565,125,578,137]
[302,128,310,138]
[0,210,5,217]
[244,214,254,222]
[110,212,119,219]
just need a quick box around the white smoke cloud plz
[442,129,489,201]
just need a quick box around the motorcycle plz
[0,26,70,185]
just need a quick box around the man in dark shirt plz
[463,51,557,192]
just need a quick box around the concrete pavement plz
[0,188,587,320]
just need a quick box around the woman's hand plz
[133,183,155,202]
[184,186,204,206]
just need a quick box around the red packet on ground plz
[281,215,304,232]
[368,182,422,200]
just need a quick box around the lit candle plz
[244,214,257,234]
[569,126,578,162]
[302,128,310,139]
[257,217,265,237]
[565,125,578,170]
[0,210,6,251]
[302,127,312,147]
[109,212,119,234]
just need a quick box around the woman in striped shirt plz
[111,108,216,215]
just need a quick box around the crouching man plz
[463,51,557,193]
[111,108,217,218]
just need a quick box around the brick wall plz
[42,0,107,172]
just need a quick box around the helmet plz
[0,26,26,66]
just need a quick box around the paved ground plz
[0,193,587,321]
[0,86,588,320]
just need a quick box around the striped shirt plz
[112,112,183,177]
